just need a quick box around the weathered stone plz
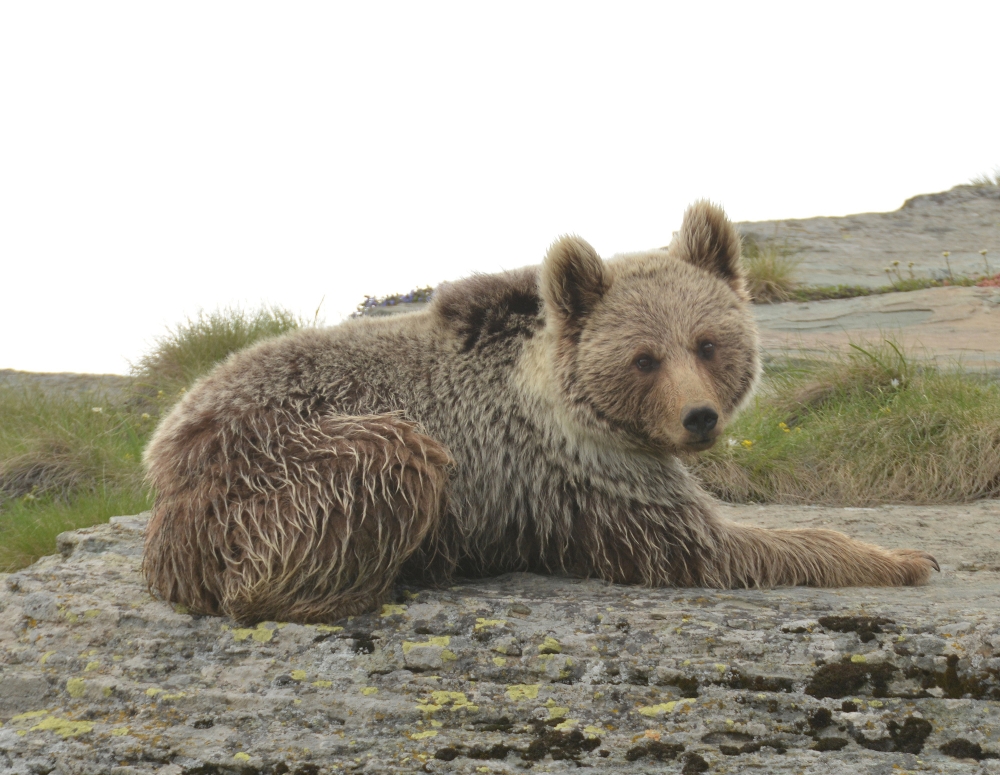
[1,502,999,773]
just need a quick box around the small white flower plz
[91,407,103,413]
[890,378,900,388]
[727,438,738,447]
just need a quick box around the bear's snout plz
[680,403,721,449]
[683,405,718,435]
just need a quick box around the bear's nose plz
[682,406,718,436]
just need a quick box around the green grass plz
[0,306,304,572]
[0,486,152,573]
[692,340,1000,505]
[788,275,980,302]
[0,386,153,571]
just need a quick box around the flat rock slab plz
[736,185,1000,289]
[2,505,1000,774]
[0,369,132,399]
[754,285,1000,372]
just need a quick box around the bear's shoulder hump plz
[432,266,543,351]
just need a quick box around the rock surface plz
[2,504,1000,774]
[736,184,1000,289]
[736,184,1000,373]
[754,285,1000,373]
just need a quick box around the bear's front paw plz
[888,549,940,585]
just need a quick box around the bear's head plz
[539,201,759,455]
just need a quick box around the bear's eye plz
[634,355,658,373]
[698,341,715,360]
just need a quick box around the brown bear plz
[142,202,938,625]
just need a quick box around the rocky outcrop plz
[2,503,1000,773]
[736,184,1000,289]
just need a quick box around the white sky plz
[2,2,998,375]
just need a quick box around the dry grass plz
[970,167,1000,187]
[130,306,303,399]
[741,239,801,302]
[692,340,1000,505]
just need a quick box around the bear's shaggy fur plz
[143,202,937,624]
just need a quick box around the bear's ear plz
[540,235,609,327]
[673,201,747,298]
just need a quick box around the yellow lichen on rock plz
[403,636,450,652]
[505,684,540,701]
[637,699,696,717]
[31,716,94,738]
[10,710,50,722]
[232,623,275,643]
[416,690,477,714]
[539,637,562,654]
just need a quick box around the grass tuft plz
[693,339,1000,505]
[741,239,801,302]
[130,306,303,398]
[970,167,1000,187]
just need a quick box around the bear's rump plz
[143,409,453,623]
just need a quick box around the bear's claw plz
[889,548,940,583]
[906,549,939,572]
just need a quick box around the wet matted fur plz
[143,202,938,624]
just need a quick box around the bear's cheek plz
[711,343,759,413]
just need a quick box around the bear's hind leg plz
[144,413,452,624]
